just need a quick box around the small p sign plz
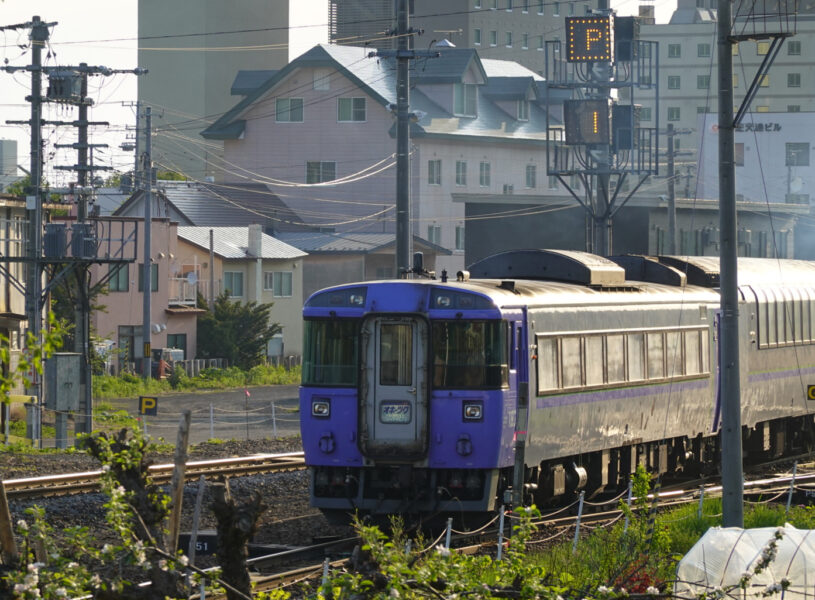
[808,386,815,402]
[140,395,158,416]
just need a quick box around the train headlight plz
[312,399,331,418]
[463,402,483,421]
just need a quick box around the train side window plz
[536,337,559,392]
[379,323,413,386]
[701,332,710,372]
[509,324,517,370]
[685,329,702,375]
[585,335,603,385]
[647,332,665,379]
[561,336,582,388]
[628,333,645,381]
[606,334,625,383]
[666,330,682,377]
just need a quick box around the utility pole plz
[369,0,438,276]
[666,124,677,254]
[717,0,744,528]
[143,107,153,382]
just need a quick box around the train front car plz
[300,280,518,523]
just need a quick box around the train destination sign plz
[566,15,614,62]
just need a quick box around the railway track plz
[2,451,306,499]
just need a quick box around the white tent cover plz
[674,526,815,599]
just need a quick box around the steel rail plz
[3,451,305,499]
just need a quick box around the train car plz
[299,250,815,523]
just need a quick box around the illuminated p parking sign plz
[566,15,614,62]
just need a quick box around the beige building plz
[138,0,328,181]
[176,225,307,358]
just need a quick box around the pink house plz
[202,44,554,274]
[89,217,202,373]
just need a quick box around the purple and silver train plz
[299,250,815,522]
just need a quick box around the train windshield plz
[302,319,359,386]
[432,320,508,389]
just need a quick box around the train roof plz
[305,250,815,311]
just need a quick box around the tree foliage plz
[196,292,281,370]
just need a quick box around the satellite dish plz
[186,272,198,285]
[151,323,161,334]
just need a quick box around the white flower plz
[177,555,189,566]
[389,588,401,598]
[646,587,659,595]
[435,545,450,557]
[158,559,168,571]
[91,574,102,588]
[597,586,611,594]
[16,519,28,531]
[102,464,111,472]
[54,588,68,597]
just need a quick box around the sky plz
[0,0,676,187]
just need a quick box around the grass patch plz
[92,365,301,399]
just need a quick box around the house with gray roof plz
[175,224,307,357]
[201,43,572,272]
[276,231,450,298]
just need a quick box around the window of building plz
[640,106,652,121]
[788,105,801,113]
[733,74,739,87]
[475,0,481,6]
[697,74,710,89]
[667,106,680,121]
[455,160,467,185]
[275,98,303,122]
[757,41,770,55]
[538,0,544,14]
[525,164,536,188]
[137,263,158,292]
[306,161,336,183]
[454,83,477,116]
[506,0,512,10]
[697,105,709,113]
[428,159,442,185]
[523,0,529,11]
[569,175,581,189]
[166,334,187,359]
[517,99,529,120]
[756,105,769,112]
[490,30,497,46]
[455,226,465,250]
[788,73,801,87]
[733,43,739,56]
[506,31,513,47]
[640,73,652,85]
[474,28,481,44]
[759,74,769,87]
[695,0,705,6]
[568,2,574,14]
[538,35,544,50]
[788,40,801,55]
[313,68,331,90]
[263,271,274,290]
[735,143,744,166]
[553,2,559,15]
[427,225,441,245]
[479,161,491,186]
[272,271,293,297]
[522,33,528,49]
[108,264,128,292]
[489,0,497,8]
[697,43,711,57]
[668,44,681,58]
[338,97,366,121]
[668,75,680,89]
[224,271,244,297]
[786,142,810,166]
[548,175,558,190]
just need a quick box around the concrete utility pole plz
[370,0,438,276]
[143,106,153,382]
[395,0,411,275]
[666,124,677,254]
[717,0,744,528]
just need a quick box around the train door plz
[359,316,428,458]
